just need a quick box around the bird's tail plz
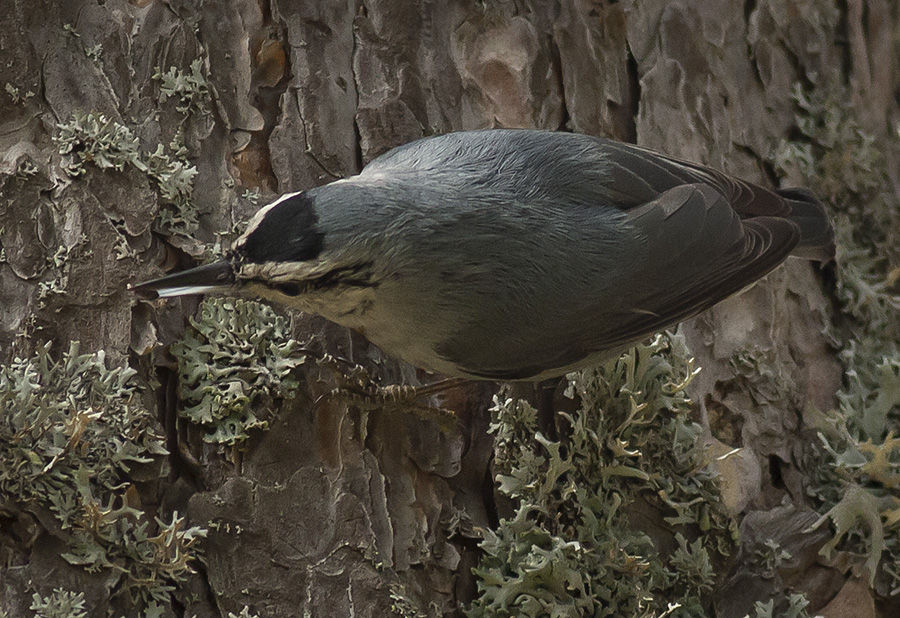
[777,188,835,262]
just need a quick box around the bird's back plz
[330,130,833,380]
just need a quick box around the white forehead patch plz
[236,191,304,245]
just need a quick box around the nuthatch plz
[131,130,833,381]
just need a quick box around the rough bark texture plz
[0,1,898,617]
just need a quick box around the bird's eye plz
[272,282,302,296]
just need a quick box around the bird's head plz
[130,188,380,320]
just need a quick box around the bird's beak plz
[128,260,235,300]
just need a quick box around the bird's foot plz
[313,354,465,428]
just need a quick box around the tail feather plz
[776,188,835,262]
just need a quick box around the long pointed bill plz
[128,260,235,300]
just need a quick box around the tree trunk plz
[1,1,898,617]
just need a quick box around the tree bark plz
[0,1,898,617]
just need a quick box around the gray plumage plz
[131,130,834,381]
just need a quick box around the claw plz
[312,354,467,429]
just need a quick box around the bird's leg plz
[367,377,470,428]
[313,354,467,427]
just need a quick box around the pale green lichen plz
[755,538,793,579]
[54,60,209,242]
[467,332,737,618]
[145,138,200,234]
[153,59,210,115]
[775,82,900,594]
[16,158,39,177]
[63,507,205,606]
[241,187,261,205]
[0,342,162,521]
[171,298,306,446]
[36,238,90,308]
[84,43,102,62]
[55,112,145,176]
[54,112,200,235]
[773,83,882,206]
[5,82,35,104]
[0,342,205,608]
[29,588,87,618]
[389,583,427,618]
[746,593,811,618]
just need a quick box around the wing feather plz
[446,184,799,380]
[362,131,813,380]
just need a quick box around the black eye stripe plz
[272,282,302,296]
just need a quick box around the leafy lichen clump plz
[775,83,900,595]
[171,298,306,446]
[55,112,144,176]
[0,342,162,523]
[467,333,737,618]
[153,59,211,115]
[746,594,812,618]
[54,111,200,235]
[0,342,205,608]
[29,588,87,618]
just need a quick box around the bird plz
[130,129,834,382]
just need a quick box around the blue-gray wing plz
[365,130,811,380]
